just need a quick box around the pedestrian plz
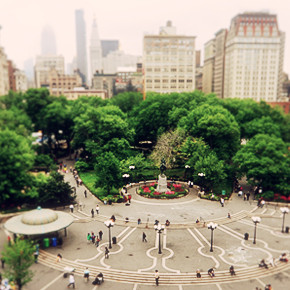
[229,265,235,275]
[76,179,79,187]
[91,209,94,218]
[165,220,170,226]
[99,230,103,241]
[125,217,129,223]
[243,193,246,201]
[111,215,116,222]
[87,233,91,244]
[96,205,99,214]
[208,268,215,278]
[138,218,141,225]
[69,166,72,173]
[56,253,62,263]
[69,204,74,213]
[238,190,243,197]
[246,192,250,201]
[196,219,200,223]
[196,269,201,278]
[142,232,147,242]
[34,251,39,263]
[155,270,160,286]
[128,194,132,203]
[67,273,75,288]
[227,213,231,219]
[84,190,87,198]
[91,233,96,244]
[1,257,5,268]
[220,198,224,207]
[260,200,265,208]
[105,247,109,259]
[84,267,90,282]
[59,161,63,170]
[95,236,100,247]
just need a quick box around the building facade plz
[143,21,196,94]
[203,12,285,102]
[34,55,65,88]
[14,70,28,92]
[91,72,116,98]
[61,88,107,100]
[75,9,88,84]
[90,19,102,77]
[41,25,57,55]
[48,69,82,96]
[202,39,215,94]
[101,40,119,58]
[0,47,9,96]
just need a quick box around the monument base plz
[157,174,170,193]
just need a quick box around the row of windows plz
[146,79,193,83]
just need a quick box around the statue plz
[160,158,166,176]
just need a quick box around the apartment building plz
[0,47,9,96]
[34,55,65,88]
[203,12,285,102]
[143,21,196,94]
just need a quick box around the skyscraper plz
[90,18,102,76]
[41,25,57,55]
[75,9,88,84]
[101,40,119,58]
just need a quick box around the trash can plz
[244,233,249,240]
[43,238,50,248]
[51,237,57,247]
[112,237,117,244]
[286,226,289,233]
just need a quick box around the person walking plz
[84,190,87,198]
[34,251,39,263]
[246,192,250,201]
[56,253,62,263]
[220,198,224,207]
[87,233,91,244]
[84,267,90,282]
[142,232,147,242]
[1,257,5,269]
[91,209,94,218]
[105,247,110,259]
[196,269,201,278]
[155,270,160,286]
[229,265,236,275]
[99,230,103,241]
[69,204,74,213]
[91,233,96,244]
[96,205,100,214]
[95,236,100,247]
[67,273,75,288]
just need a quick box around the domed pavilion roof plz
[4,207,74,236]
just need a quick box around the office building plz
[101,40,119,57]
[75,9,88,84]
[91,72,116,98]
[143,21,196,94]
[34,55,64,88]
[41,25,57,55]
[0,47,9,96]
[90,19,102,77]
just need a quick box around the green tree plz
[0,129,35,206]
[110,92,142,113]
[95,152,122,195]
[150,128,187,168]
[179,104,240,161]
[233,134,290,195]
[2,238,35,290]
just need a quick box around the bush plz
[75,160,90,172]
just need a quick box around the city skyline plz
[0,0,289,75]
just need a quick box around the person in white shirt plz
[67,274,75,288]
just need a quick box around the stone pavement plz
[0,158,289,290]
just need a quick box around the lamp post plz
[129,165,135,182]
[154,223,165,254]
[122,174,130,185]
[280,207,289,233]
[207,222,217,252]
[104,219,114,249]
[252,216,261,244]
[184,165,190,178]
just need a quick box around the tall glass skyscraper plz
[75,9,88,84]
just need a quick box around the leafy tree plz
[0,129,35,206]
[233,134,290,195]
[150,128,187,168]
[35,172,75,206]
[95,152,122,195]
[179,104,240,161]
[110,92,142,113]
[1,238,35,290]
[0,107,32,137]
[74,105,134,158]
[0,91,26,111]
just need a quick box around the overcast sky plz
[1,0,289,75]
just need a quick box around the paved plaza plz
[1,160,289,290]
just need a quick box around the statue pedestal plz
[157,174,169,193]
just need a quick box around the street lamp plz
[198,172,205,191]
[104,219,114,249]
[280,207,289,233]
[207,222,218,252]
[129,165,135,182]
[184,165,190,178]
[154,223,165,254]
[122,174,130,185]
[252,216,261,244]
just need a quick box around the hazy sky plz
[1,0,289,74]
